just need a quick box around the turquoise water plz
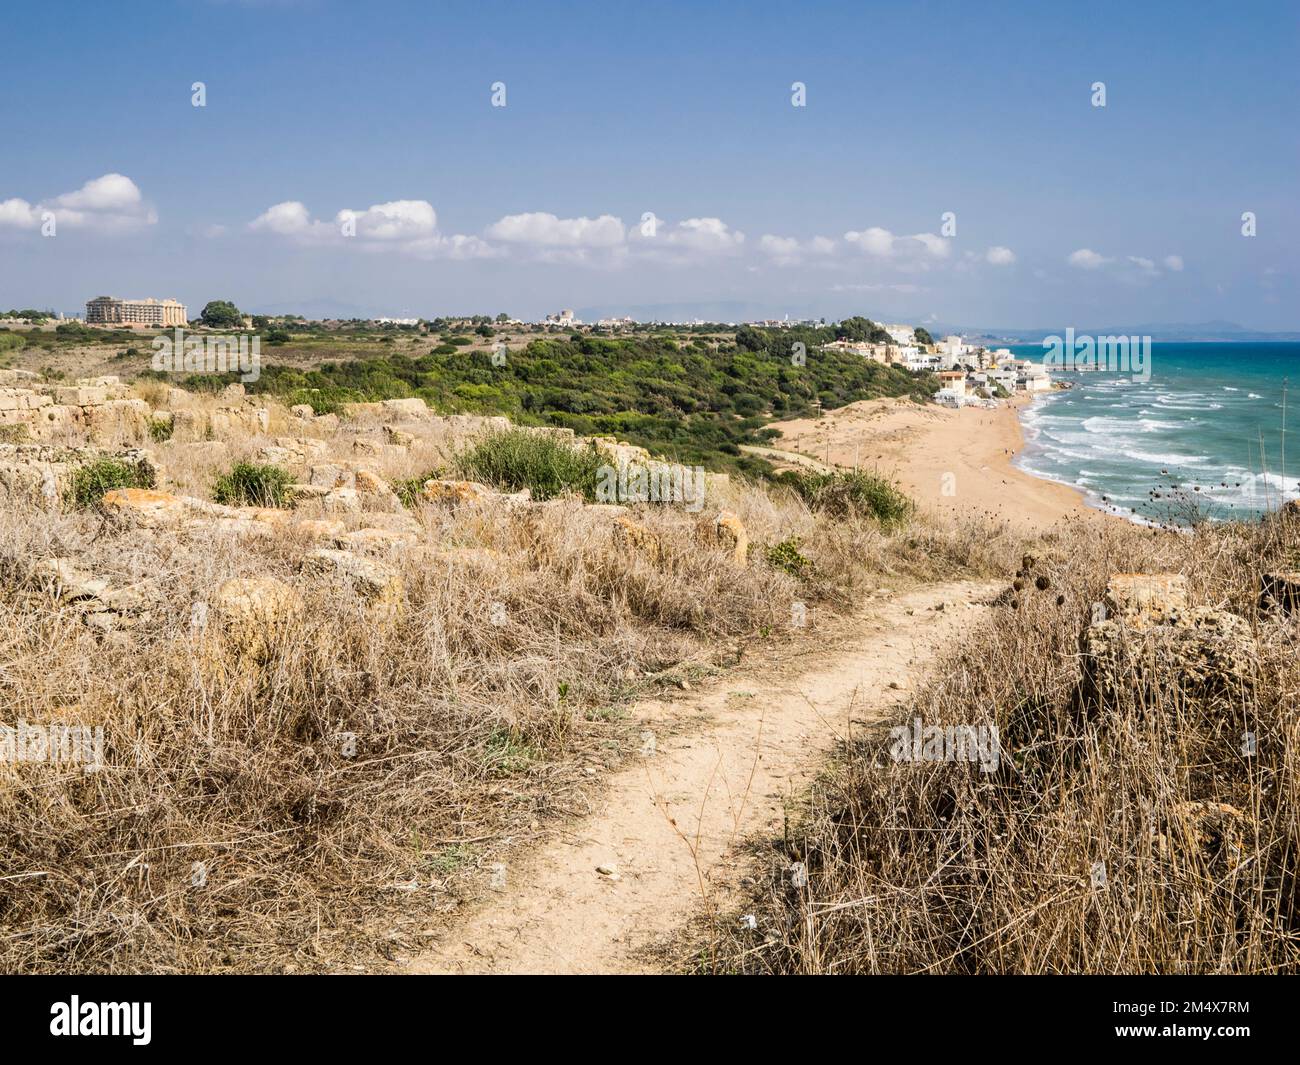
[1008,342,1300,524]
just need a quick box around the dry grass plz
[0,434,1000,973]
[707,514,1300,974]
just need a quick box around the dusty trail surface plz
[406,579,998,975]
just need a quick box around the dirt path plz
[405,579,999,975]
[737,443,833,473]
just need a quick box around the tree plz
[735,325,765,351]
[835,316,874,342]
[915,327,934,347]
[200,300,243,328]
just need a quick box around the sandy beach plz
[763,394,1108,531]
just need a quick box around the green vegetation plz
[778,468,915,527]
[392,468,443,508]
[483,727,542,776]
[54,321,93,340]
[212,462,294,507]
[199,300,243,328]
[66,458,156,509]
[148,417,174,442]
[765,536,814,578]
[232,329,933,476]
[454,428,603,501]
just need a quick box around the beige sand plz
[764,394,1105,531]
[404,579,999,974]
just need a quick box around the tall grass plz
[212,462,295,507]
[777,468,914,528]
[0,464,975,973]
[709,515,1300,974]
[454,428,604,501]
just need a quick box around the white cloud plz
[51,173,142,212]
[908,232,951,259]
[340,199,437,241]
[0,173,155,232]
[843,226,895,256]
[1164,254,1184,271]
[843,226,949,261]
[659,216,745,252]
[0,199,38,228]
[250,200,315,236]
[758,233,835,265]
[249,197,492,259]
[985,245,1016,265]
[485,211,625,247]
[1067,248,1111,269]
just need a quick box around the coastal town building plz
[85,296,187,328]
[822,338,890,363]
[884,324,916,346]
[936,370,967,397]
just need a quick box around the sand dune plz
[768,395,1105,531]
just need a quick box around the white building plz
[903,352,943,372]
[1019,362,1051,392]
[936,371,967,397]
[884,324,916,346]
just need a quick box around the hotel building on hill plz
[85,296,187,328]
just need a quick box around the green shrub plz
[454,428,603,501]
[779,469,914,527]
[392,468,443,508]
[148,417,174,442]
[766,536,814,578]
[66,458,156,509]
[213,462,295,507]
[432,344,458,355]
[285,388,344,416]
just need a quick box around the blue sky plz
[1,0,1296,327]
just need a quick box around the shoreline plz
[767,392,1116,532]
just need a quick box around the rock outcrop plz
[1080,573,1257,711]
[0,444,161,508]
[212,577,304,662]
[708,510,749,566]
[1,376,150,443]
[31,557,155,633]
[421,479,531,507]
[300,548,404,625]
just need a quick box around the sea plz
[1008,342,1300,525]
